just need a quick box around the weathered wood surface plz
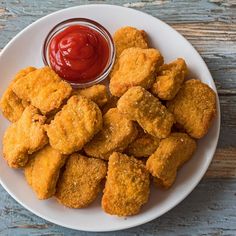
[0,0,235,235]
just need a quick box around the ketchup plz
[49,25,110,83]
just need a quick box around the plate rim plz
[0,4,221,232]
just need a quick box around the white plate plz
[0,4,220,232]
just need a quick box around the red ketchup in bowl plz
[49,25,110,83]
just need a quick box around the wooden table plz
[0,0,235,235]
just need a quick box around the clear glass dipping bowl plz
[42,18,115,88]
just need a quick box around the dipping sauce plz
[48,25,110,83]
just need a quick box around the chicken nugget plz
[55,153,107,208]
[167,79,217,138]
[24,145,67,199]
[13,66,37,81]
[146,133,196,188]
[46,95,102,154]
[110,48,163,97]
[117,86,174,138]
[0,89,26,122]
[102,152,150,216]
[84,108,138,160]
[3,105,48,168]
[126,126,160,158]
[12,67,72,114]
[0,67,36,122]
[72,84,109,107]
[113,26,149,57]
[151,58,187,100]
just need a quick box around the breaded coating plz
[45,101,68,124]
[13,67,36,81]
[113,26,149,57]
[46,95,102,154]
[167,79,217,138]
[24,145,67,200]
[126,126,160,158]
[110,48,163,97]
[0,67,36,122]
[102,152,150,216]
[146,133,196,188]
[102,96,119,114]
[12,67,72,114]
[0,89,26,122]
[3,106,48,168]
[84,108,138,160]
[56,154,107,208]
[117,86,174,138]
[72,84,109,107]
[151,58,187,100]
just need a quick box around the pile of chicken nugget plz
[0,26,217,217]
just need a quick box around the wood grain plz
[206,148,236,178]
[0,0,235,235]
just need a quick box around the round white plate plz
[0,4,220,232]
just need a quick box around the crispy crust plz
[146,133,196,188]
[113,26,149,57]
[126,126,160,158]
[102,152,150,216]
[12,67,72,114]
[117,86,174,138]
[167,79,217,138]
[46,95,103,154]
[151,58,188,100]
[24,145,67,200]
[56,154,107,208]
[72,85,109,107]
[110,48,163,97]
[84,108,138,160]
[3,105,48,168]
[0,67,36,122]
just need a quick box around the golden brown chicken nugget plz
[12,67,72,114]
[72,84,109,107]
[113,26,149,57]
[167,79,217,139]
[110,48,163,97]
[3,105,48,168]
[24,145,67,199]
[13,66,37,81]
[151,58,187,100]
[0,89,26,122]
[126,126,160,158]
[46,95,102,154]
[146,133,196,188]
[0,67,36,122]
[117,86,174,138]
[102,152,150,216]
[55,154,107,208]
[84,108,138,160]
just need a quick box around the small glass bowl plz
[42,18,116,88]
